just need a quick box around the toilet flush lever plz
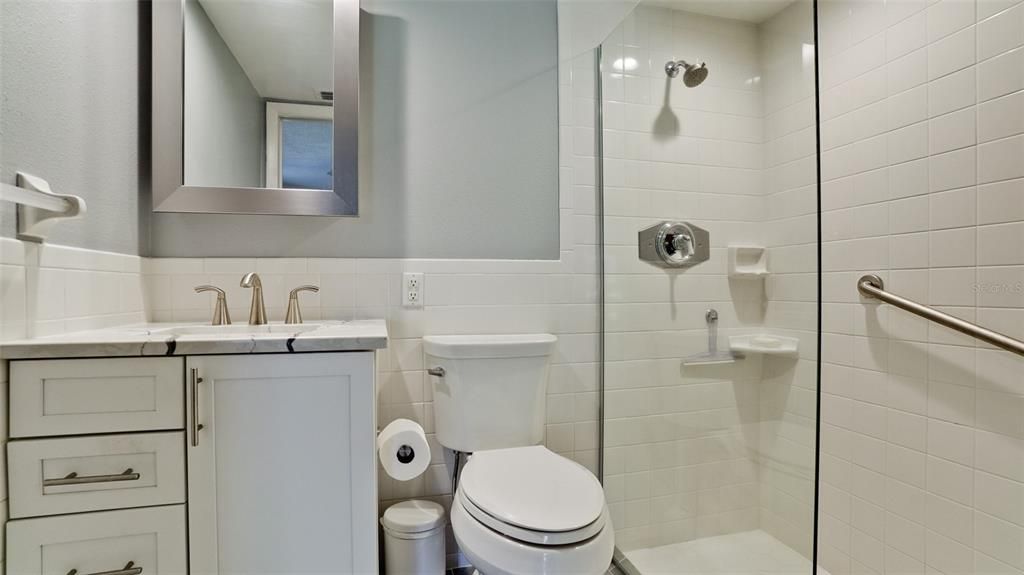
[427,367,446,377]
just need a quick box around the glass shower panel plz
[599,1,820,573]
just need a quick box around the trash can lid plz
[382,500,446,534]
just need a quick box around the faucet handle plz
[285,285,319,324]
[289,285,320,298]
[194,285,231,326]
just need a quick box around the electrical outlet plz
[402,272,424,308]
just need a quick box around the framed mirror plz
[152,0,358,216]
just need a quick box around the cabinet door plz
[186,352,377,575]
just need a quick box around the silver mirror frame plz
[152,0,359,216]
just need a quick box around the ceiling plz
[199,0,332,102]
[642,0,793,23]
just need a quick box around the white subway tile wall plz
[600,1,820,557]
[817,0,1024,574]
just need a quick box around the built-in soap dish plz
[728,245,768,278]
[728,334,799,357]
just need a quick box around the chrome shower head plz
[665,59,709,87]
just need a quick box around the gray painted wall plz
[1,0,558,260]
[150,0,560,259]
[0,0,145,255]
[184,0,264,188]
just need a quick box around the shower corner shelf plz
[728,334,799,357]
[727,245,768,278]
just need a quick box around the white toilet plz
[423,334,614,575]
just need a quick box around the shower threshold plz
[620,530,825,575]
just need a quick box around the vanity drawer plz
[8,432,186,518]
[6,505,187,575]
[10,357,184,438]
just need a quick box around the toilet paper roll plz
[377,418,431,481]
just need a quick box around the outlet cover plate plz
[402,272,424,308]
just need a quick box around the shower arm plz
[665,59,704,77]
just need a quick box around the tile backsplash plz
[0,238,146,340]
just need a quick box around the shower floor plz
[624,530,823,575]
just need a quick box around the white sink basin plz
[151,323,328,337]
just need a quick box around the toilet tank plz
[423,334,557,453]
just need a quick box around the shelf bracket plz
[3,172,87,242]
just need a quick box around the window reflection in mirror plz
[183,0,333,191]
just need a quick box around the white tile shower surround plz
[626,529,827,575]
[816,0,1024,574]
[599,1,820,562]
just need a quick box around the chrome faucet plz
[240,272,267,325]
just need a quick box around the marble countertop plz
[0,320,388,359]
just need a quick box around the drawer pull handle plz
[43,468,141,487]
[191,367,204,447]
[68,561,143,575]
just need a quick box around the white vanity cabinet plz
[185,353,378,575]
[6,351,379,575]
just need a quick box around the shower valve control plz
[638,221,710,268]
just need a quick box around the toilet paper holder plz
[395,444,416,464]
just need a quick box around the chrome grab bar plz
[67,561,143,575]
[44,468,140,487]
[858,274,1024,358]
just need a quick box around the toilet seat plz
[458,489,609,546]
[450,447,615,574]
[457,446,607,545]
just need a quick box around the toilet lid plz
[459,446,605,533]
[458,489,608,546]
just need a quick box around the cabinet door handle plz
[43,468,140,487]
[68,561,143,575]
[190,367,204,447]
